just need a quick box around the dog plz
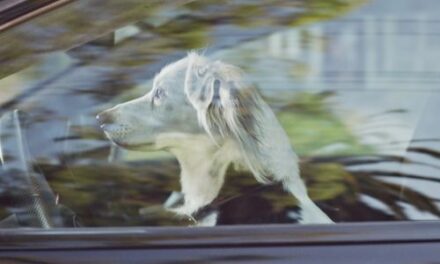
[97,52,333,224]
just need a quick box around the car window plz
[0,0,439,228]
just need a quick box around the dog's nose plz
[96,110,114,127]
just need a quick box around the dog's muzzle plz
[96,110,134,145]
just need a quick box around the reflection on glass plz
[0,111,78,228]
[0,0,440,227]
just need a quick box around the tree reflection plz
[1,0,440,227]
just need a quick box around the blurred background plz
[0,0,440,227]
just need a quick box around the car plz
[1,0,440,263]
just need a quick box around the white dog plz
[97,52,333,224]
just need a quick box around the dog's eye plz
[152,88,166,107]
[154,89,165,100]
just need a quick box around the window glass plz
[0,0,439,228]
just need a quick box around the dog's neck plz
[155,133,237,215]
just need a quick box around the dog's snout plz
[96,110,114,127]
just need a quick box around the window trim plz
[1,221,440,250]
[0,0,72,32]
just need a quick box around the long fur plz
[184,52,333,223]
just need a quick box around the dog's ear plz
[184,53,272,183]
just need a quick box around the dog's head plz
[97,52,266,174]
[97,54,199,150]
